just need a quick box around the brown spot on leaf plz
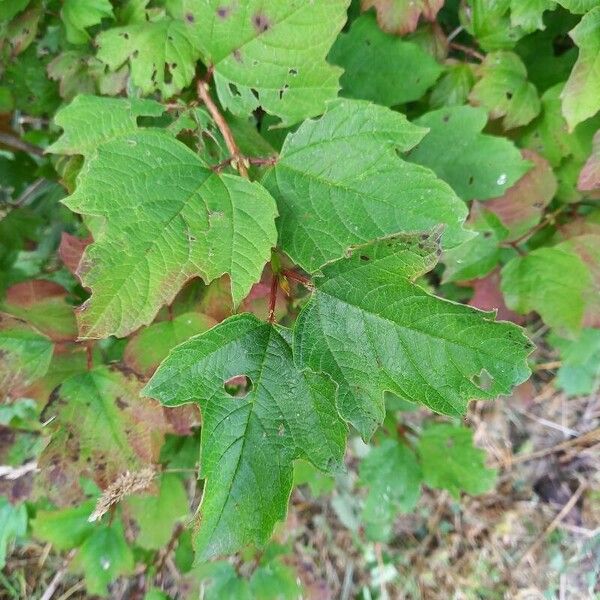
[217,5,230,18]
[252,12,270,33]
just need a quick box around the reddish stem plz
[449,41,485,62]
[281,268,313,289]
[268,273,278,324]
[86,342,93,370]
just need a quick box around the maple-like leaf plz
[556,0,600,14]
[417,423,497,498]
[263,99,469,274]
[180,0,349,127]
[408,105,531,201]
[501,234,600,337]
[144,313,347,560]
[359,439,422,540]
[293,232,533,439]
[62,0,113,45]
[96,15,199,97]
[328,13,442,107]
[510,0,556,33]
[49,95,278,339]
[470,51,541,129]
[561,7,600,131]
[37,367,168,506]
[361,0,444,35]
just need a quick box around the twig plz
[154,522,185,577]
[0,132,45,157]
[211,155,278,174]
[40,550,76,600]
[502,206,567,249]
[490,427,600,468]
[535,360,561,371]
[518,481,586,566]
[197,80,248,178]
[449,42,485,62]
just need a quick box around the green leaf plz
[127,474,189,550]
[429,63,476,109]
[359,440,422,541]
[250,559,302,600]
[293,232,533,439]
[37,367,168,505]
[328,12,442,107]
[73,522,134,597]
[96,15,200,97]
[500,236,600,337]
[408,105,531,201]
[0,498,27,569]
[182,0,349,126]
[556,0,600,13]
[50,96,278,339]
[480,149,557,241]
[195,562,251,600]
[263,99,469,274]
[361,0,444,34]
[124,312,215,377]
[0,314,53,401]
[442,210,509,283]
[293,460,334,497]
[417,424,497,499]
[510,0,556,32]
[550,328,600,396]
[470,51,541,129]
[144,314,346,560]
[62,0,113,45]
[31,500,97,550]
[2,280,77,342]
[561,7,600,131]
[460,0,524,51]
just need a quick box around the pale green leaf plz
[62,0,113,45]
[460,0,524,50]
[418,424,497,499]
[556,0,600,12]
[551,328,600,396]
[180,0,349,126]
[561,7,600,130]
[293,232,533,439]
[31,500,97,550]
[359,440,422,541]
[408,105,531,201]
[50,96,277,339]
[96,17,199,97]
[328,12,442,107]
[0,498,27,569]
[429,63,476,109]
[510,0,556,32]
[127,474,189,549]
[74,522,134,597]
[500,240,592,337]
[144,314,346,560]
[262,99,469,274]
[470,51,541,129]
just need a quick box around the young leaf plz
[73,522,135,597]
[417,423,497,499]
[510,0,556,33]
[293,232,533,439]
[359,440,422,541]
[501,235,600,336]
[0,314,53,400]
[262,99,469,274]
[407,105,531,201]
[328,13,442,107]
[144,314,346,560]
[479,149,557,241]
[96,14,199,97]
[31,500,97,550]
[38,367,168,505]
[182,0,349,126]
[0,498,27,569]
[124,312,216,378]
[460,0,524,51]
[62,0,113,45]
[361,0,444,35]
[556,0,600,11]
[550,328,600,396]
[469,51,541,129]
[50,96,278,338]
[126,473,189,550]
[429,63,476,109]
[561,7,600,131]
